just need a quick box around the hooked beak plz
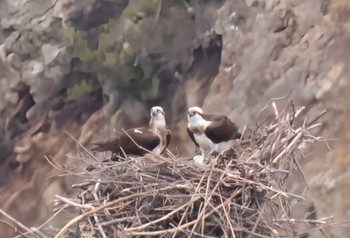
[152,109,164,117]
[188,111,195,117]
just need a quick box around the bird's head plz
[187,106,208,126]
[188,106,203,118]
[150,106,166,127]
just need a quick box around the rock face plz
[0,0,349,237]
[202,2,350,237]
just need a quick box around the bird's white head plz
[150,106,166,128]
[187,106,208,127]
[188,106,203,118]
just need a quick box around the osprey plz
[187,106,241,161]
[91,106,171,157]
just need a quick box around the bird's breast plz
[152,143,164,154]
[151,128,167,154]
[194,133,214,150]
[188,124,207,134]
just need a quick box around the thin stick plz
[271,131,303,164]
[273,217,333,224]
[248,203,265,238]
[172,167,209,238]
[91,180,107,238]
[14,204,70,238]
[64,131,98,162]
[122,129,154,155]
[0,208,48,238]
[272,102,279,118]
[190,159,232,237]
[124,196,201,232]
[54,192,150,238]
[306,109,327,127]
[219,191,236,238]
[257,90,292,120]
[125,192,235,236]
[55,194,94,209]
[0,219,31,238]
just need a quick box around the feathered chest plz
[188,120,211,135]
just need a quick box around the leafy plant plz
[67,80,93,101]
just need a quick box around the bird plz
[187,106,241,162]
[90,106,171,158]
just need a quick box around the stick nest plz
[50,103,331,238]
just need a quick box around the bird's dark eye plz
[188,111,196,117]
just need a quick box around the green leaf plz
[73,38,96,61]
[67,80,93,101]
[63,27,76,45]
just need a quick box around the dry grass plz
[2,102,333,238]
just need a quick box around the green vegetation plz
[67,80,93,101]
[121,0,158,18]
[62,1,195,102]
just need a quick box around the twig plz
[54,192,150,238]
[306,109,327,127]
[0,208,48,238]
[124,196,201,232]
[257,90,292,121]
[273,217,333,224]
[272,102,279,118]
[271,131,303,164]
[172,167,209,238]
[189,164,214,237]
[14,204,70,238]
[55,194,94,209]
[122,129,154,155]
[91,180,107,238]
[218,190,236,238]
[64,131,98,162]
[248,203,266,238]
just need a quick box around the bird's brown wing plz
[90,132,122,153]
[187,126,199,148]
[204,117,239,144]
[121,128,161,155]
[202,113,223,121]
[91,127,160,156]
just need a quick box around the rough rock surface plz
[0,0,349,237]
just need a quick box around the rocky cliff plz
[0,0,349,237]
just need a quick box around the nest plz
[37,103,332,238]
